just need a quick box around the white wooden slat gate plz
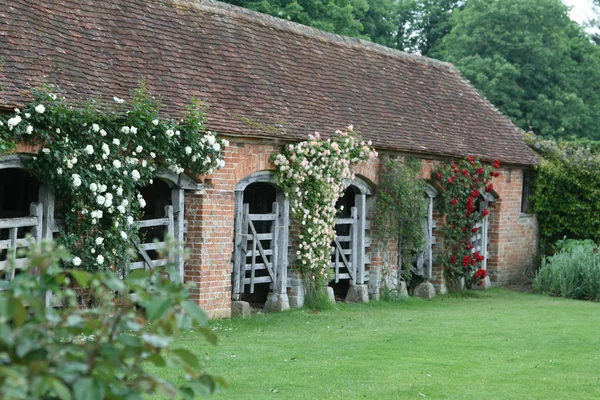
[331,203,371,285]
[0,202,44,278]
[471,216,490,270]
[233,201,289,297]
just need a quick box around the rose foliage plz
[272,127,377,295]
[0,86,228,271]
[433,156,499,289]
[0,241,222,400]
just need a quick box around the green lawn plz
[151,289,600,399]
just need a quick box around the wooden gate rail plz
[129,205,174,271]
[0,203,43,279]
[243,202,278,293]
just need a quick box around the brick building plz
[0,0,538,317]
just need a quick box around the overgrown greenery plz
[0,138,15,155]
[533,239,600,301]
[433,156,499,289]
[272,128,376,306]
[373,156,426,283]
[527,134,600,252]
[0,241,222,399]
[0,85,227,271]
[148,289,600,399]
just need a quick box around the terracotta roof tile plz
[0,0,538,165]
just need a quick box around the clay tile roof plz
[0,0,538,165]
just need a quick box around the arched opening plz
[331,178,373,301]
[0,168,40,218]
[232,171,290,311]
[137,179,173,262]
[240,181,278,305]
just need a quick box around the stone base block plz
[345,284,369,303]
[231,301,251,318]
[326,286,336,303]
[474,276,492,290]
[434,283,448,295]
[263,293,290,313]
[397,281,409,300]
[414,281,436,299]
[287,285,305,309]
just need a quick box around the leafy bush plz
[0,241,223,400]
[533,239,600,301]
[527,134,600,253]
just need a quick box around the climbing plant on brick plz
[272,127,377,304]
[0,85,228,271]
[433,156,500,289]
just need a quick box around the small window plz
[521,170,533,214]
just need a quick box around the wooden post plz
[425,195,434,279]
[271,201,279,293]
[165,205,175,270]
[232,191,245,300]
[350,207,358,286]
[30,202,43,244]
[7,227,17,280]
[355,194,366,284]
[39,184,55,241]
[276,196,289,295]
[171,189,185,282]
[248,205,256,294]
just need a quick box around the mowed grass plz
[150,289,600,399]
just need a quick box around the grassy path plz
[151,289,600,399]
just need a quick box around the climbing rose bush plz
[272,127,377,293]
[433,156,500,289]
[0,85,228,271]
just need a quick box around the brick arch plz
[232,151,275,187]
[353,158,379,185]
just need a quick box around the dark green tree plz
[432,0,600,140]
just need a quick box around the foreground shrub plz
[533,239,600,301]
[0,241,222,400]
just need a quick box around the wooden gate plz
[331,206,371,284]
[233,201,288,297]
[471,216,490,270]
[0,202,43,279]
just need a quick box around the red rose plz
[461,226,467,232]
[493,159,500,168]
[436,172,442,180]
[474,268,487,280]
[485,184,493,192]
[468,243,474,249]
[451,163,457,170]
[447,177,454,184]
[476,168,484,175]
[482,209,489,216]
[462,255,471,266]
[472,227,479,233]
[471,190,479,197]
[451,198,458,206]
[461,169,469,176]
[491,171,500,178]
[450,256,457,264]
[467,155,475,162]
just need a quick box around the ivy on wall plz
[272,127,377,304]
[0,85,228,271]
[526,134,600,253]
[372,156,426,280]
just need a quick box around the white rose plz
[57,167,63,175]
[113,160,121,168]
[91,123,100,132]
[24,113,30,118]
[85,145,94,155]
[185,146,192,155]
[222,139,230,147]
[100,129,107,137]
[116,187,123,196]
[130,126,137,134]
[150,152,156,158]
[99,184,107,193]
[165,129,174,137]
[26,125,33,134]
[72,174,82,187]
[152,119,159,126]
[95,237,104,245]
[131,170,140,181]
[117,205,126,214]
[113,96,124,103]
[102,143,110,155]
[89,183,98,192]
[113,138,120,146]
[95,164,102,171]
[127,216,134,225]
[7,115,21,128]
[120,231,128,240]
[42,148,50,154]
[96,255,104,264]
[213,143,221,151]
[121,126,130,134]
[72,257,82,266]
[135,145,143,153]
[138,197,146,208]
[34,104,46,114]
[96,195,106,205]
